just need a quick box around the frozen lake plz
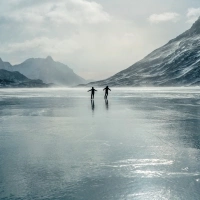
[0,87,200,200]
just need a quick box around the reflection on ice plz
[105,99,109,110]
[91,100,95,111]
[106,159,173,169]
[0,87,200,200]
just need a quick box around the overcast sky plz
[0,0,200,80]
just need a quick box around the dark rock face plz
[0,56,86,86]
[85,17,200,87]
[0,69,50,88]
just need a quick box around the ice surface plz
[0,87,200,200]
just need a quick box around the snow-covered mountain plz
[0,69,49,88]
[84,17,200,87]
[0,56,86,86]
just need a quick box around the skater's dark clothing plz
[103,86,111,99]
[88,87,97,99]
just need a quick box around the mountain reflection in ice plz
[0,87,200,200]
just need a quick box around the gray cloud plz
[1,0,111,24]
[148,12,181,23]
[187,8,200,23]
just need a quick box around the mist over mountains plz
[84,17,200,87]
[0,56,86,86]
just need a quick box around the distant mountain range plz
[0,56,86,86]
[83,17,200,87]
[0,69,49,88]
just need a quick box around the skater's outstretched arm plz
[103,88,105,91]
[88,89,91,92]
[109,88,111,91]
[94,89,97,91]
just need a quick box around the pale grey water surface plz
[0,88,200,200]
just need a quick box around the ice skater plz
[88,87,97,99]
[103,86,111,99]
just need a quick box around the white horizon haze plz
[0,0,200,80]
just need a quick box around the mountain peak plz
[9,56,86,86]
[190,16,200,34]
[46,56,54,61]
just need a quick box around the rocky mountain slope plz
[0,56,86,86]
[84,17,200,87]
[0,69,49,88]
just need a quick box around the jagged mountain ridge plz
[0,69,49,88]
[0,56,86,86]
[84,17,200,87]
